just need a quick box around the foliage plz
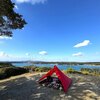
[0,65,51,80]
[64,68,81,74]
[0,62,14,68]
[63,67,100,76]
[24,66,37,71]
[34,67,51,72]
[66,67,75,73]
[0,67,28,79]
[81,68,100,76]
[24,66,51,72]
[0,0,26,37]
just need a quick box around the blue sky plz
[0,0,100,61]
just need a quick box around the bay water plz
[12,63,100,71]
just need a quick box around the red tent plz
[38,65,72,92]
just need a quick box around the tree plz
[0,0,26,37]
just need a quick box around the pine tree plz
[0,0,26,37]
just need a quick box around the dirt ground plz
[0,73,100,100]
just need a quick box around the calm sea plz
[12,63,100,71]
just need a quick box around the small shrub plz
[40,67,51,72]
[0,62,14,68]
[81,71,89,75]
[0,67,28,80]
[34,67,51,72]
[66,68,75,73]
[24,66,51,72]
[80,68,100,76]
[24,66,37,72]
[64,68,75,74]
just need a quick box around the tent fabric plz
[38,65,72,92]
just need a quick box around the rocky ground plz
[0,73,100,100]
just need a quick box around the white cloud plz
[74,40,90,48]
[16,0,47,4]
[0,52,18,58]
[39,51,48,55]
[14,5,18,9]
[0,52,9,57]
[0,36,12,40]
[0,51,30,61]
[72,52,83,57]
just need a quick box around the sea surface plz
[12,63,100,71]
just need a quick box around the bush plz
[0,62,14,68]
[81,68,100,76]
[24,66,51,72]
[67,68,74,72]
[63,67,100,76]
[39,67,51,72]
[0,64,51,80]
[24,66,37,71]
[63,67,88,75]
[64,68,80,74]
[63,68,73,74]
[0,67,28,79]
[34,67,51,72]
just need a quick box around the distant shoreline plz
[0,61,100,66]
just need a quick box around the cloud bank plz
[74,40,90,48]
